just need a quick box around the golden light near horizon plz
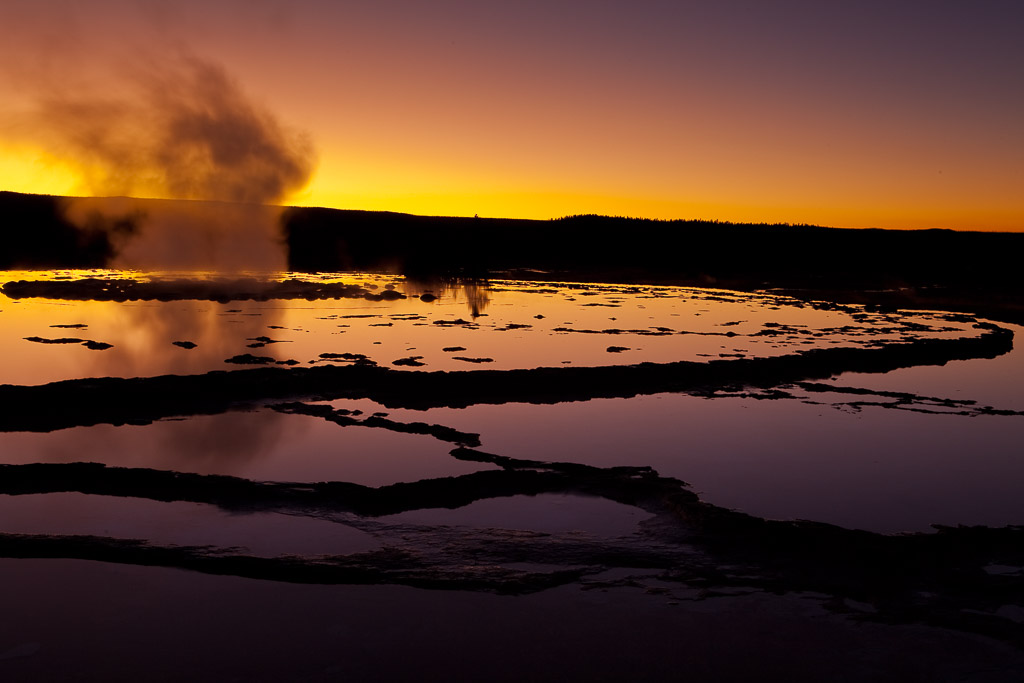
[0,145,81,198]
[0,1,1021,231]
[4,136,1023,232]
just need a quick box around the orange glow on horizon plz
[2,143,1021,232]
[0,145,81,198]
[0,2,1021,233]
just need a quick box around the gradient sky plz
[1,0,1022,229]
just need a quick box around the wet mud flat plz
[3,272,1024,681]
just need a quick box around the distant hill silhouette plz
[281,206,1024,291]
[0,191,122,268]
[2,191,1023,320]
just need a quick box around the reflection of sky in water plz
[821,324,1024,412]
[0,270,1021,536]
[376,494,651,537]
[0,410,493,486]
[380,392,1024,534]
[0,270,979,384]
[0,492,378,556]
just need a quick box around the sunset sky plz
[1,0,1021,230]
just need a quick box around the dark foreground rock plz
[224,354,275,365]
[1,277,378,303]
[24,336,113,351]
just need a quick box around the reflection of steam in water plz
[150,410,297,472]
[406,276,490,317]
[38,410,301,474]
[82,298,286,378]
[460,281,490,318]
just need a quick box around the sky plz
[0,0,1022,230]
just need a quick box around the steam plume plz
[30,55,314,205]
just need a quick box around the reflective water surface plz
[0,269,982,384]
[0,271,1022,543]
[5,269,1024,680]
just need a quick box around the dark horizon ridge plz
[3,190,1024,325]
[3,189,1014,233]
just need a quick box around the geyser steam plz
[20,55,318,271]
[32,55,314,205]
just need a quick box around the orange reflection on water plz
[0,270,1020,534]
[0,271,985,386]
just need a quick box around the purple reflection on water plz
[1,272,1021,535]
[0,493,378,556]
[378,493,651,537]
[0,410,495,486]
[365,383,1024,533]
